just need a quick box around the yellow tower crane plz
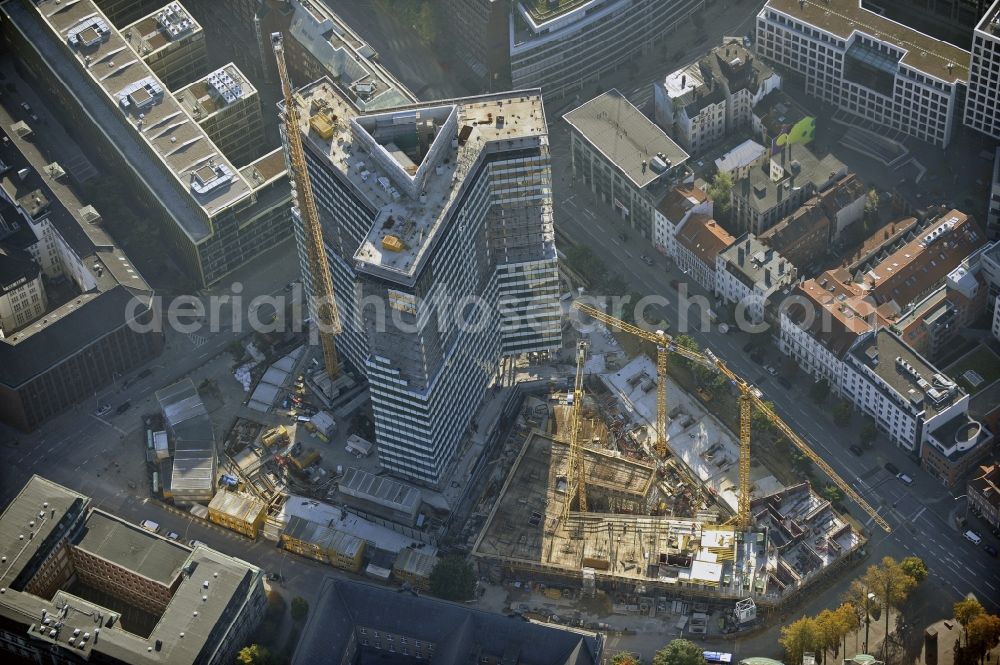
[562,341,589,523]
[573,302,671,457]
[573,302,891,533]
[272,33,342,378]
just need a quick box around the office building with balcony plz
[654,40,781,154]
[756,0,970,148]
[2,0,293,288]
[565,89,690,242]
[0,476,266,665]
[285,80,561,486]
[0,112,162,432]
[965,1,1000,140]
[121,2,207,91]
[509,0,704,97]
[174,64,265,167]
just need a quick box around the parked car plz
[896,473,914,486]
[765,365,778,376]
[778,377,792,390]
[884,462,900,475]
[166,531,180,541]
[984,544,998,557]
[138,368,152,379]
[139,519,160,534]
[94,403,112,417]
[964,530,983,545]
[849,444,864,456]
[640,255,655,267]
[188,539,207,548]
[19,101,31,114]
[116,402,131,414]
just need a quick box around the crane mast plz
[572,301,891,533]
[563,341,589,523]
[271,33,342,378]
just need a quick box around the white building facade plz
[756,0,969,148]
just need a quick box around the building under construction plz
[469,346,865,610]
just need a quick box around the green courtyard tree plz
[429,556,476,601]
[707,171,734,223]
[860,417,878,447]
[955,598,986,645]
[967,614,1000,662]
[611,652,640,665]
[653,639,704,665]
[780,616,822,665]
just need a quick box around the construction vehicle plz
[573,302,672,457]
[271,33,342,378]
[573,302,891,533]
[562,341,589,522]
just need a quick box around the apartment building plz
[653,183,712,257]
[896,263,986,361]
[714,140,768,181]
[758,173,866,267]
[730,142,847,235]
[0,247,47,334]
[566,89,690,242]
[843,329,973,454]
[0,117,162,432]
[509,0,704,97]
[294,578,603,665]
[756,0,970,148]
[3,0,293,288]
[174,64,265,167]
[674,215,735,293]
[0,476,266,665]
[965,1,1000,140]
[122,1,207,90]
[716,234,797,325]
[968,463,1000,529]
[286,80,561,486]
[654,40,781,154]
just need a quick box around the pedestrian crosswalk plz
[188,333,209,349]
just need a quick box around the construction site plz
[468,302,876,620]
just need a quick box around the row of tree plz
[780,556,927,664]
[953,598,1000,665]
[612,638,706,665]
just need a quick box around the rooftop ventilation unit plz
[190,162,234,195]
[117,77,163,111]
[67,17,110,48]
[207,68,243,105]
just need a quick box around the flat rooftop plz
[293,78,551,284]
[564,89,689,189]
[174,63,255,121]
[122,1,202,58]
[975,0,1000,35]
[74,510,189,586]
[850,328,963,417]
[519,0,598,24]
[4,0,254,240]
[764,0,971,82]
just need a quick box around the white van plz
[964,530,982,545]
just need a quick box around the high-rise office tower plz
[284,81,561,485]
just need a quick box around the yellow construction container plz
[290,449,320,471]
[208,491,267,538]
[309,113,335,140]
[261,425,288,449]
[382,235,405,252]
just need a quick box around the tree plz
[816,608,844,663]
[780,616,822,665]
[864,188,880,233]
[707,172,734,223]
[564,245,607,286]
[809,379,830,404]
[833,400,852,427]
[899,556,928,585]
[860,417,878,447]
[751,400,777,435]
[967,614,1000,663]
[672,335,700,371]
[290,596,309,623]
[844,580,878,654]
[653,639,704,665]
[611,652,640,665]
[236,644,272,665]
[955,598,986,645]
[429,556,476,601]
[836,602,862,656]
[863,557,917,658]
[820,484,844,506]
